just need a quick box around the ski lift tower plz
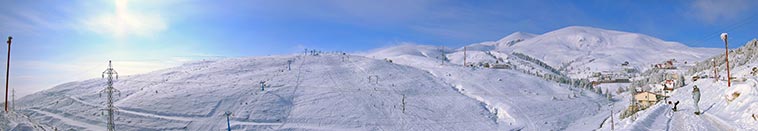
[259,81,266,91]
[721,33,731,87]
[224,111,232,131]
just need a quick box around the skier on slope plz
[692,85,701,115]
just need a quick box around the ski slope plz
[15,53,612,130]
[0,111,53,130]
[16,54,505,130]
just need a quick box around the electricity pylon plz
[101,60,120,131]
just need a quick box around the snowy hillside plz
[0,111,53,130]
[15,52,616,130]
[507,26,720,77]
[16,54,507,130]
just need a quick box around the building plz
[490,64,510,69]
[653,60,676,69]
[634,91,659,109]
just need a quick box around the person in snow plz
[692,85,701,114]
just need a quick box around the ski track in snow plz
[277,55,310,130]
[67,93,287,128]
[27,109,107,131]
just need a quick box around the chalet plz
[635,91,659,109]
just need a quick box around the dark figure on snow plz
[673,101,679,111]
[692,85,701,115]
[669,101,679,111]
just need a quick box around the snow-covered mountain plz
[368,26,720,79]
[506,26,720,77]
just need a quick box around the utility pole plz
[721,33,731,87]
[4,36,11,112]
[224,111,232,131]
[5,36,13,113]
[101,60,120,131]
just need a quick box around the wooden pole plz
[721,33,731,87]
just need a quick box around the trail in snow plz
[629,104,670,130]
[27,109,106,131]
[277,55,310,129]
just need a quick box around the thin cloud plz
[690,0,753,23]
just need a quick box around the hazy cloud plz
[690,0,753,23]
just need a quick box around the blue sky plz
[2,0,758,97]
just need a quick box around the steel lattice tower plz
[101,60,120,131]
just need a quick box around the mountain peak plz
[497,32,536,43]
